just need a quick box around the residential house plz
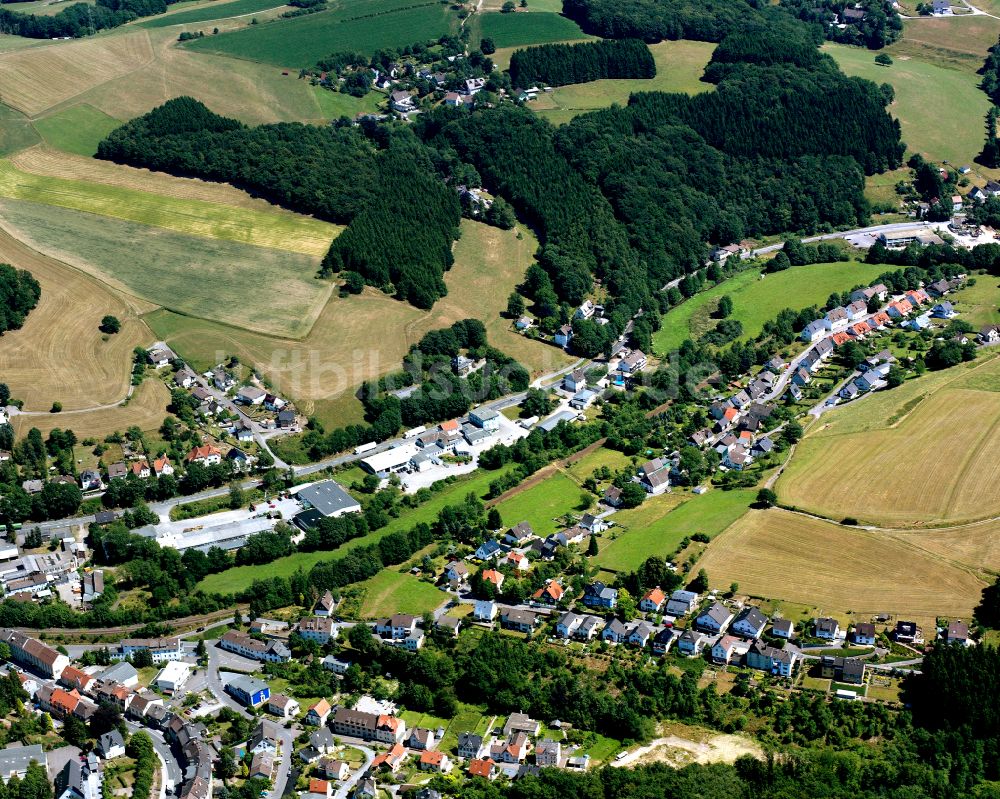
[665,590,699,617]
[535,739,561,768]
[532,581,564,605]
[563,369,587,393]
[458,733,485,760]
[554,324,573,349]
[501,608,537,633]
[219,630,291,663]
[583,581,618,609]
[468,758,498,780]
[618,350,647,374]
[419,751,451,773]
[651,627,674,655]
[731,606,768,639]
[746,641,798,677]
[444,561,470,586]
[931,301,955,319]
[695,602,734,634]
[675,629,706,656]
[711,635,742,665]
[266,694,300,720]
[186,445,222,466]
[314,590,338,617]
[771,618,794,639]
[249,721,280,755]
[390,90,416,112]
[852,622,877,646]
[371,742,406,772]
[408,728,435,751]
[946,619,969,645]
[306,699,332,726]
[474,540,503,561]
[820,656,865,684]
[504,521,535,545]
[627,621,653,648]
[639,587,666,614]
[473,600,497,622]
[96,730,126,759]
[298,617,337,645]
[814,617,840,640]
[481,569,505,591]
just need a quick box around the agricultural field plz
[951,276,1000,329]
[195,463,515,594]
[696,509,987,623]
[594,488,754,573]
[0,160,338,256]
[0,199,331,338]
[531,40,716,126]
[0,32,155,117]
[31,104,122,157]
[139,0,289,28]
[888,15,1000,74]
[0,225,155,414]
[147,221,568,427]
[652,261,886,354]
[0,105,39,157]
[471,10,590,49]
[777,354,1000,527]
[352,569,445,618]
[183,0,460,66]
[825,43,990,166]
[492,471,588,536]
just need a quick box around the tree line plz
[0,0,179,38]
[508,38,655,88]
[97,98,460,308]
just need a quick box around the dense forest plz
[563,0,901,49]
[0,264,40,335]
[508,38,655,87]
[98,98,460,307]
[0,0,178,38]
[415,20,901,352]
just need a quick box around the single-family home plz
[675,629,706,656]
[601,618,628,644]
[582,581,618,610]
[695,602,734,634]
[651,627,674,655]
[666,590,699,617]
[852,622,877,645]
[554,324,574,350]
[711,635,742,665]
[771,618,794,639]
[731,606,768,639]
[639,587,666,613]
[814,617,840,640]
[931,301,955,319]
[746,641,798,677]
[945,619,969,645]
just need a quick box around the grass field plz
[353,569,445,618]
[889,15,1000,74]
[184,0,459,66]
[594,489,754,572]
[825,43,990,166]
[31,104,122,157]
[0,225,155,413]
[696,508,988,622]
[0,199,331,338]
[0,104,40,157]
[139,0,289,27]
[471,10,590,49]
[652,261,885,354]
[952,277,1000,329]
[0,160,338,257]
[146,221,568,427]
[562,446,633,482]
[493,471,587,535]
[778,354,1000,527]
[532,40,715,125]
[196,463,515,594]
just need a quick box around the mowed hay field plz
[0,159,338,256]
[31,104,122,157]
[532,40,716,126]
[0,227,154,412]
[470,10,590,49]
[0,199,331,338]
[353,569,444,618]
[138,0,290,28]
[146,221,571,426]
[697,509,988,621]
[653,261,885,354]
[889,15,1000,74]
[184,0,460,66]
[778,354,1000,527]
[0,31,155,117]
[825,43,990,166]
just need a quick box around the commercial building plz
[0,629,69,679]
[118,638,184,664]
[294,481,361,518]
[154,661,192,695]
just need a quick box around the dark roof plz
[296,480,358,516]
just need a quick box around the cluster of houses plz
[0,539,101,607]
[0,629,214,799]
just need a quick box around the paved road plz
[127,721,180,797]
[332,743,375,799]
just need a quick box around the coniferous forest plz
[0,264,41,335]
[508,38,656,87]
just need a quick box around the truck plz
[353,441,378,456]
[403,425,426,439]
[519,416,539,429]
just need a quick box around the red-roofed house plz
[481,569,505,590]
[186,445,222,465]
[419,750,452,773]
[639,587,666,613]
[532,582,564,605]
[468,758,498,780]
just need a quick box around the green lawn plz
[139,0,289,27]
[562,447,633,483]
[184,0,460,66]
[400,703,486,753]
[952,277,1000,329]
[653,261,887,354]
[0,198,330,339]
[0,104,40,157]
[472,11,590,49]
[534,40,715,125]
[196,464,515,594]
[311,85,383,119]
[354,569,445,618]
[32,104,121,157]
[825,43,990,166]
[594,488,754,572]
[493,471,588,535]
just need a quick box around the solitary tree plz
[756,488,778,508]
[875,53,893,66]
[587,535,599,556]
[100,315,121,334]
[480,37,496,55]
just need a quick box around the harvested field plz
[887,518,1000,574]
[10,379,171,439]
[0,31,155,117]
[889,15,1000,74]
[0,104,40,157]
[696,509,987,619]
[778,355,1000,527]
[145,221,567,426]
[0,226,153,413]
[0,159,339,256]
[139,0,289,28]
[0,199,330,338]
